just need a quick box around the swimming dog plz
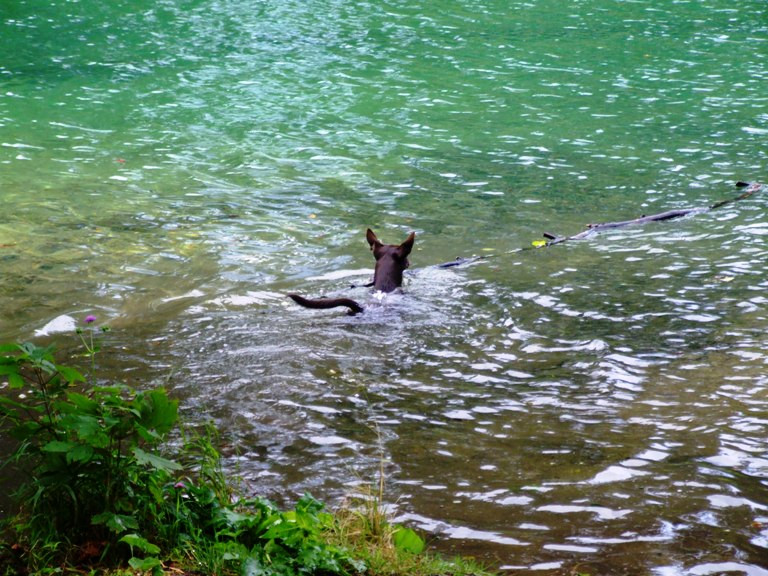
[288,228,415,315]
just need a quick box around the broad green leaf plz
[10,419,43,440]
[57,366,85,384]
[92,511,139,533]
[128,556,163,572]
[392,527,425,554]
[132,447,182,472]
[135,424,163,445]
[62,392,98,413]
[297,493,325,515]
[220,507,251,527]
[0,395,33,412]
[66,443,94,464]
[0,343,22,355]
[138,389,178,434]
[93,384,129,396]
[71,416,109,447]
[7,372,25,389]
[19,342,57,373]
[120,533,161,554]
[41,440,76,453]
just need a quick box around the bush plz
[0,341,180,571]
[0,341,363,575]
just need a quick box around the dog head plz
[366,228,415,293]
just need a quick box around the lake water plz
[2,0,768,573]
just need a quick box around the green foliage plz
[0,342,365,575]
[392,527,426,555]
[75,315,110,379]
[174,492,365,576]
[0,342,179,570]
[330,489,492,576]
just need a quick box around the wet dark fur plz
[288,228,415,315]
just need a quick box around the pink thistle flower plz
[84,315,97,324]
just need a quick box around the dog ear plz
[366,228,380,251]
[399,232,415,256]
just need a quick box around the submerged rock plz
[35,315,77,337]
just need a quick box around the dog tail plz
[287,294,364,315]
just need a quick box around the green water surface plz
[2,1,768,573]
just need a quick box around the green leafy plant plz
[76,314,110,379]
[327,425,434,574]
[162,482,365,575]
[0,342,365,575]
[0,341,179,571]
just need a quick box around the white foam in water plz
[161,289,205,302]
[537,504,633,521]
[688,562,768,576]
[307,268,372,281]
[588,465,651,484]
[309,435,351,446]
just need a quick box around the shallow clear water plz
[2,0,768,573]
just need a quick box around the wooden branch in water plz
[709,180,764,210]
[542,180,763,246]
[436,181,764,268]
[542,208,706,245]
